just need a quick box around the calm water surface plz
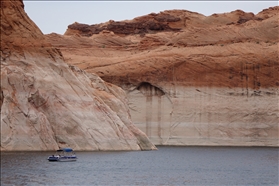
[1,146,278,186]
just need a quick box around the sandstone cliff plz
[47,6,279,146]
[0,0,156,151]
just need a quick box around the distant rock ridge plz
[65,12,183,37]
[0,0,156,151]
[48,6,279,147]
[64,7,278,37]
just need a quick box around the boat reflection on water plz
[47,148,77,162]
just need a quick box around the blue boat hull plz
[48,156,77,162]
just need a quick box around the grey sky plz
[23,1,278,35]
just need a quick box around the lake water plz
[1,146,278,186]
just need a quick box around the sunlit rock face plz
[48,6,279,146]
[0,0,156,151]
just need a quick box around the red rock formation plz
[0,0,156,151]
[46,6,279,147]
[65,12,182,37]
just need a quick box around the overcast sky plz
[23,1,278,35]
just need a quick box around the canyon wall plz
[48,7,279,146]
[0,0,156,151]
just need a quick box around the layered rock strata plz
[0,0,156,151]
[48,6,279,146]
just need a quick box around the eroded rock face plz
[0,0,156,151]
[65,12,182,37]
[48,7,279,146]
